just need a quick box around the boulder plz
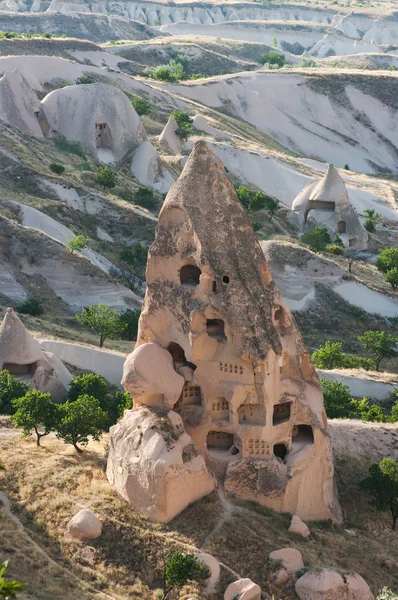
[295,569,374,600]
[194,552,220,594]
[274,568,289,585]
[224,578,261,600]
[107,406,215,523]
[66,509,102,541]
[269,548,304,575]
[289,515,311,537]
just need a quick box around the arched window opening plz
[207,431,238,455]
[338,220,347,234]
[167,342,186,363]
[180,265,201,286]
[292,424,314,448]
[273,402,291,426]
[238,404,266,425]
[2,362,35,375]
[206,319,226,342]
[273,443,288,460]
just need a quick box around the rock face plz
[106,406,215,523]
[194,552,220,594]
[66,509,102,541]
[0,71,44,137]
[109,141,341,523]
[0,307,72,402]
[295,569,374,600]
[289,515,311,537]
[290,164,368,250]
[158,115,183,155]
[224,578,261,600]
[269,548,304,575]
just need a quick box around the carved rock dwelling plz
[107,141,341,524]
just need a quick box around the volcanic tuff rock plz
[108,141,341,523]
[290,164,368,250]
[295,569,374,600]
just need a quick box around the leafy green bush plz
[11,390,58,446]
[321,379,353,419]
[326,243,344,255]
[17,298,44,316]
[114,390,133,421]
[76,75,93,84]
[358,330,398,371]
[0,370,29,415]
[252,220,263,232]
[385,267,398,289]
[56,395,107,453]
[376,248,398,274]
[50,162,65,174]
[360,458,398,530]
[66,234,88,255]
[165,551,210,592]
[133,187,157,209]
[351,397,385,422]
[96,166,117,191]
[364,208,381,232]
[131,95,153,116]
[172,110,194,139]
[312,341,375,371]
[299,57,317,67]
[68,374,108,407]
[150,59,185,82]
[301,226,331,252]
[260,51,285,67]
[119,309,141,341]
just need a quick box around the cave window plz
[273,443,288,460]
[167,342,186,364]
[292,424,314,447]
[180,264,201,286]
[2,362,35,375]
[273,305,288,327]
[181,385,202,406]
[273,402,291,425]
[238,404,265,425]
[338,220,347,234]
[206,319,226,341]
[223,275,230,284]
[207,431,237,454]
[212,281,217,292]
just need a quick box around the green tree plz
[68,374,108,407]
[119,309,141,341]
[131,96,153,116]
[320,379,353,419]
[260,51,285,67]
[272,35,278,47]
[151,59,185,82]
[386,268,398,290]
[76,304,125,347]
[110,243,148,294]
[351,397,385,422]
[50,162,65,174]
[56,395,107,453]
[66,234,88,255]
[312,341,347,369]
[134,187,157,209]
[95,166,117,191]
[264,196,280,221]
[358,330,398,371]
[76,75,93,84]
[376,248,398,274]
[301,226,331,252]
[0,562,24,599]
[113,390,133,422]
[387,395,398,423]
[0,370,29,415]
[360,458,398,530]
[164,551,210,598]
[11,390,58,446]
[16,298,43,316]
[363,209,381,232]
[172,110,194,139]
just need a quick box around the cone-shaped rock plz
[158,114,183,155]
[108,142,342,523]
[0,307,51,370]
[290,164,368,250]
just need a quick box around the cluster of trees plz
[312,331,398,372]
[233,182,280,222]
[0,31,63,38]
[376,248,398,290]
[321,378,398,423]
[172,110,194,140]
[76,304,141,347]
[260,50,286,69]
[1,371,132,452]
[143,52,204,82]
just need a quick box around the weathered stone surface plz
[107,406,215,523]
[290,164,368,250]
[289,515,311,537]
[269,548,304,575]
[295,569,374,600]
[159,114,183,155]
[224,578,261,600]
[274,568,289,585]
[194,552,220,594]
[111,141,341,523]
[66,509,102,541]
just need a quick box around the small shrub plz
[260,51,285,68]
[301,226,331,252]
[364,209,381,232]
[165,551,210,593]
[17,298,44,316]
[53,135,86,159]
[344,164,350,170]
[49,162,65,174]
[131,96,153,116]
[252,220,263,232]
[66,234,88,255]
[321,379,353,419]
[172,110,194,139]
[385,268,398,289]
[133,187,157,209]
[76,75,93,84]
[0,370,29,415]
[96,166,117,191]
[299,57,317,68]
[326,243,344,255]
[351,397,385,422]
[376,248,398,274]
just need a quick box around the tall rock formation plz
[290,164,368,250]
[107,141,341,523]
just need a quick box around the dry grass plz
[1,425,398,600]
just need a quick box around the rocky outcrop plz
[295,569,374,600]
[290,164,368,250]
[224,578,261,600]
[65,509,102,541]
[269,548,304,576]
[106,406,215,523]
[108,141,341,524]
[0,307,72,403]
[289,515,311,537]
[0,70,43,137]
[158,115,183,155]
